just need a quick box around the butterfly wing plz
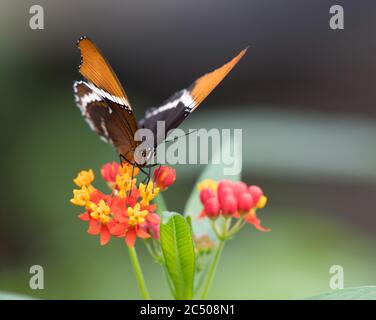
[138,48,247,146]
[73,81,137,160]
[75,36,139,161]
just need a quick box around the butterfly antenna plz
[164,129,198,144]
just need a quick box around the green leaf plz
[154,193,168,214]
[184,137,242,242]
[186,215,193,231]
[309,286,376,300]
[160,212,195,299]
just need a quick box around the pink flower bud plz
[237,192,254,212]
[153,166,176,190]
[232,181,248,197]
[217,180,233,195]
[200,188,215,204]
[248,185,263,204]
[218,186,234,203]
[221,195,238,215]
[204,197,221,218]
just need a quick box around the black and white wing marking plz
[138,48,248,146]
[74,80,113,144]
[73,80,137,158]
[138,89,195,146]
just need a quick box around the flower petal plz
[90,190,108,203]
[100,225,111,245]
[245,214,271,232]
[125,228,137,247]
[88,219,101,235]
[78,212,90,221]
[109,221,127,236]
[148,204,157,213]
[198,210,207,219]
[126,197,137,208]
[111,197,127,222]
[137,228,151,239]
[146,213,160,224]
[232,212,241,219]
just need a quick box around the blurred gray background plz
[0,0,376,299]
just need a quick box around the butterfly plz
[73,36,247,174]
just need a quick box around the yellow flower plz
[119,163,139,177]
[70,186,90,207]
[197,179,218,191]
[256,196,268,209]
[139,182,159,205]
[127,203,148,226]
[116,174,137,198]
[90,200,111,224]
[73,169,95,187]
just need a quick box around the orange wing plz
[77,36,131,108]
[189,47,247,111]
[138,48,248,146]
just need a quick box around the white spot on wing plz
[85,82,131,111]
[144,89,195,119]
[100,118,109,137]
[84,116,96,132]
[73,81,102,115]
[73,80,114,146]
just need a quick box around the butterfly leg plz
[146,166,151,186]
[138,162,159,180]
[139,163,160,188]
[142,173,149,184]
[119,153,149,175]
[140,165,152,185]
[141,163,160,169]
[126,162,136,198]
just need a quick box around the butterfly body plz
[73,36,247,168]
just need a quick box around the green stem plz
[226,218,246,238]
[200,240,225,300]
[210,219,223,239]
[128,246,150,300]
[223,217,232,235]
[144,240,161,263]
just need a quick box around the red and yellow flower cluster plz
[198,179,270,232]
[70,163,176,246]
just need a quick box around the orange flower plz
[71,162,167,247]
[111,202,160,247]
[78,192,119,245]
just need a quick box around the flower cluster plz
[198,179,270,232]
[70,163,176,246]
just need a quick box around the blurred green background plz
[1,0,376,299]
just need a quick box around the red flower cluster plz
[198,179,270,232]
[70,163,176,246]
